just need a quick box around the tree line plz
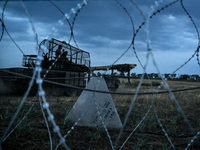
[92,72,200,81]
[131,73,200,81]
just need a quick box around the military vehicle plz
[0,38,136,95]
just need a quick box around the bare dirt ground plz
[0,79,200,150]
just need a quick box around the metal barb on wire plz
[55,112,85,150]
[69,1,88,47]
[2,97,37,142]
[44,0,91,78]
[153,97,176,150]
[150,51,197,142]
[34,1,91,149]
[3,26,25,55]
[49,0,78,47]
[0,69,37,145]
[0,0,38,148]
[119,94,156,150]
[114,52,150,149]
[93,81,114,150]
[36,50,70,149]
[39,98,53,150]
[178,0,200,68]
[104,0,135,75]
[0,0,8,43]
[185,131,200,150]
[132,0,179,72]
[172,0,200,73]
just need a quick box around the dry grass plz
[0,79,200,150]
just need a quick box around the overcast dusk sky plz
[0,0,200,75]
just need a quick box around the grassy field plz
[0,79,200,150]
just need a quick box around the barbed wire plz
[172,50,198,74]
[129,0,199,148]
[2,96,37,142]
[39,98,53,150]
[0,0,200,149]
[1,0,70,149]
[55,112,86,150]
[153,98,176,150]
[150,51,198,143]
[0,0,8,43]
[110,0,135,67]
[119,92,156,149]
[0,67,37,148]
[93,81,114,150]
[171,0,200,74]
[130,3,199,145]
[2,69,200,96]
[0,2,92,147]
[0,0,25,55]
[115,0,178,146]
[33,1,90,149]
[2,20,25,55]
[69,0,88,47]
[49,0,79,48]
[186,130,200,150]
[0,0,25,56]
[148,1,196,142]
[114,51,151,149]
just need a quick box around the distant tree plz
[179,74,189,80]
[137,74,142,78]
[171,74,176,79]
[144,73,148,79]
[160,74,165,78]
[198,76,200,81]
[148,73,155,79]
[191,74,199,81]
[131,73,137,78]
[164,73,170,79]
[154,73,159,79]
[97,72,101,77]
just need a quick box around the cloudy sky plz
[0,0,200,75]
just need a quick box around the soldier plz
[56,45,62,58]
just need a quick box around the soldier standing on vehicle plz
[56,45,62,58]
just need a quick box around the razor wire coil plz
[0,0,200,149]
